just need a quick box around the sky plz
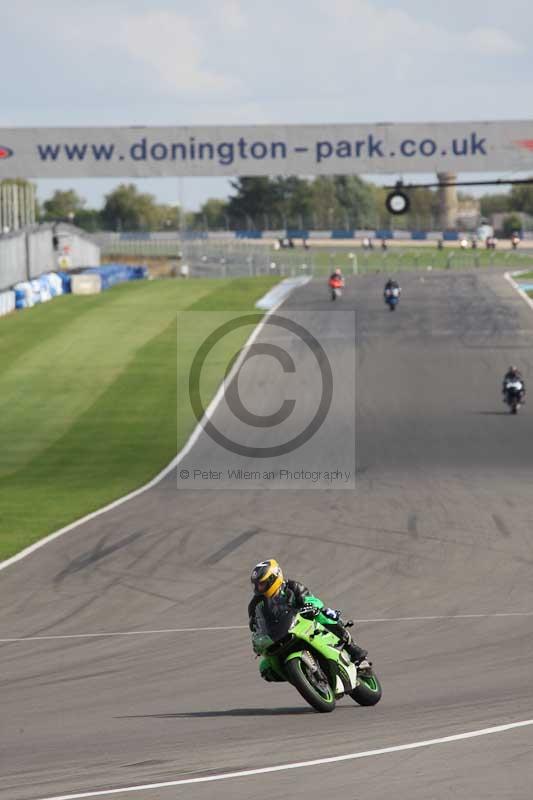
[1,0,532,211]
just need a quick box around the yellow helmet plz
[251,559,284,598]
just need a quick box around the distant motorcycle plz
[503,380,525,414]
[329,276,344,301]
[384,286,400,311]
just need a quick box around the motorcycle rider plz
[384,277,401,296]
[328,267,345,300]
[502,365,526,402]
[249,559,369,680]
[329,267,344,284]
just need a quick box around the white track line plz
[0,295,288,574]
[35,719,533,800]
[504,270,533,312]
[358,611,533,622]
[0,625,247,643]
[2,612,532,644]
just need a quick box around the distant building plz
[0,182,36,232]
[456,197,480,231]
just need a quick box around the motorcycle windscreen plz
[258,596,298,642]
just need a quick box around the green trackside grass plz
[508,271,533,299]
[276,246,533,276]
[0,276,278,560]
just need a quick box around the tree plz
[310,176,376,229]
[480,193,511,217]
[154,203,181,231]
[193,198,229,229]
[207,174,381,231]
[509,180,533,216]
[101,184,162,231]
[332,176,375,229]
[502,213,523,238]
[227,177,281,228]
[72,208,103,233]
[274,177,313,228]
[370,185,389,229]
[43,189,85,221]
[404,187,439,230]
[371,185,441,231]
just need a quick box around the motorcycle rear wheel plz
[349,670,383,706]
[285,656,336,713]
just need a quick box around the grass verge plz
[0,276,278,561]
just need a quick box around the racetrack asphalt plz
[1,269,533,800]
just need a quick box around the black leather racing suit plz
[248,579,309,628]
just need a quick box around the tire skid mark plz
[492,514,511,538]
[203,528,260,566]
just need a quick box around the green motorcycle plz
[252,596,382,713]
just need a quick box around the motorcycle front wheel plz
[350,670,383,706]
[285,656,336,713]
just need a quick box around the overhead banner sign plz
[0,121,532,178]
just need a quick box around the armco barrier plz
[391,230,412,240]
[0,289,15,317]
[331,230,355,239]
[286,229,309,239]
[235,231,263,239]
[120,232,151,240]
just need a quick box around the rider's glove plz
[300,603,320,618]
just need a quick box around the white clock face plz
[386,191,409,214]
